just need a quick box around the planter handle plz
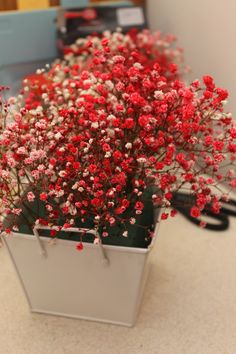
[33,226,109,266]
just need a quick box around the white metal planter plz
[1,222,160,327]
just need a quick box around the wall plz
[0,0,144,11]
[147,0,236,116]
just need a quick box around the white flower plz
[55,132,62,140]
[157,81,166,88]
[42,93,48,100]
[58,116,64,123]
[69,206,77,216]
[129,218,136,225]
[133,62,143,69]
[72,182,78,190]
[8,97,16,105]
[137,157,146,164]
[36,68,45,74]
[125,143,132,149]
[107,114,116,121]
[154,90,164,100]
[94,237,100,244]
[107,128,115,138]
[56,190,64,197]
[91,122,99,129]
[59,170,66,177]
[104,80,114,91]
[105,152,111,158]
[37,164,45,172]
[35,106,43,113]
[35,120,47,130]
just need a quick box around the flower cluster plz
[0,30,236,242]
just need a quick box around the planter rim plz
[4,231,157,254]
[1,211,161,254]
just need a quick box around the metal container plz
[1,222,159,326]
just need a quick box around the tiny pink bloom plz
[27,192,35,202]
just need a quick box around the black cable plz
[174,205,229,231]
[171,192,233,232]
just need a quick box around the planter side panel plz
[4,234,151,326]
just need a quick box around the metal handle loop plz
[33,226,109,265]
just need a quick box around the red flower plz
[170,209,177,217]
[49,158,56,166]
[228,143,236,153]
[203,75,215,91]
[40,193,48,201]
[213,141,224,151]
[76,242,83,251]
[38,219,48,226]
[73,162,81,169]
[155,162,164,170]
[88,164,97,173]
[102,143,111,152]
[190,206,201,218]
[50,230,57,237]
[115,206,126,215]
[216,88,228,101]
[138,115,150,127]
[161,213,169,220]
[135,201,144,211]
[122,199,130,208]
[124,118,135,129]
[91,198,103,208]
[113,150,122,161]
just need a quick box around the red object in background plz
[64,8,97,21]
[23,73,48,88]
[22,72,53,108]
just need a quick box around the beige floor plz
[0,213,235,354]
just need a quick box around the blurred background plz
[0,0,235,116]
[0,0,144,11]
[147,0,236,116]
[0,0,146,95]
